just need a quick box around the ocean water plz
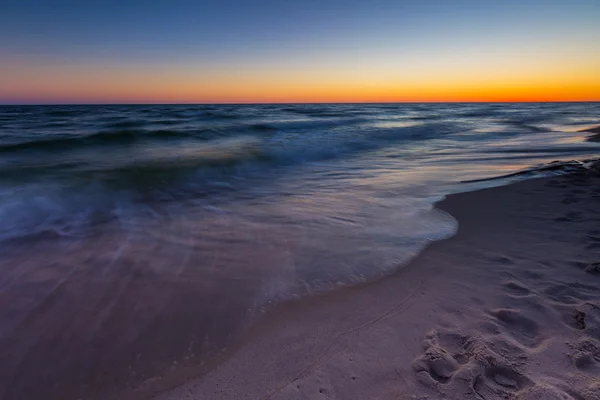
[1,102,599,399]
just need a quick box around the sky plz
[1,0,599,104]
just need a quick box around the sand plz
[152,163,600,400]
[581,126,600,142]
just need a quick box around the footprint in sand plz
[502,281,532,297]
[492,255,515,265]
[521,269,545,280]
[582,381,600,400]
[582,303,600,340]
[517,384,577,400]
[586,262,600,274]
[555,299,600,344]
[543,284,591,305]
[571,309,587,330]
[568,336,600,371]
[413,330,468,385]
[414,328,532,399]
[484,336,529,365]
[413,345,459,384]
[472,364,533,399]
[488,308,542,347]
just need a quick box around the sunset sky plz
[1,0,599,104]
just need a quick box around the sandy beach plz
[151,161,600,400]
[582,126,600,142]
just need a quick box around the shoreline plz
[1,109,599,400]
[581,125,600,142]
[151,162,600,400]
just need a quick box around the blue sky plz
[1,0,599,103]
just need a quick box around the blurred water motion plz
[0,102,599,399]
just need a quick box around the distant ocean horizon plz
[3,100,600,106]
[1,102,599,399]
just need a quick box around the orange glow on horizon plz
[4,81,599,104]
[2,53,600,104]
[4,82,598,104]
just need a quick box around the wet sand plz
[581,125,600,142]
[0,224,270,400]
[155,162,600,400]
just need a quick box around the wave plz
[0,136,265,240]
[0,135,266,181]
[0,129,207,152]
[105,120,148,129]
[151,119,185,126]
[409,114,444,121]
[114,136,264,171]
[280,107,357,118]
[1,102,599,245]
[245,123,278,132]
[483,145,600,154]
[455,110,499,118]
[0,122,462,187]
[255,117,368,131]
[0,121,464,169]
[0,119,305,154]
[45,109,87,117]
[461,159,589,183]
[201,111,242,119]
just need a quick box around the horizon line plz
[2,100,600,106]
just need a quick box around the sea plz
[1,102,599,399]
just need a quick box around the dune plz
[152,162,600,400]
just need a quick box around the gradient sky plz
[1,0,599,104]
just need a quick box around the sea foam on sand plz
[151,162,600,400]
